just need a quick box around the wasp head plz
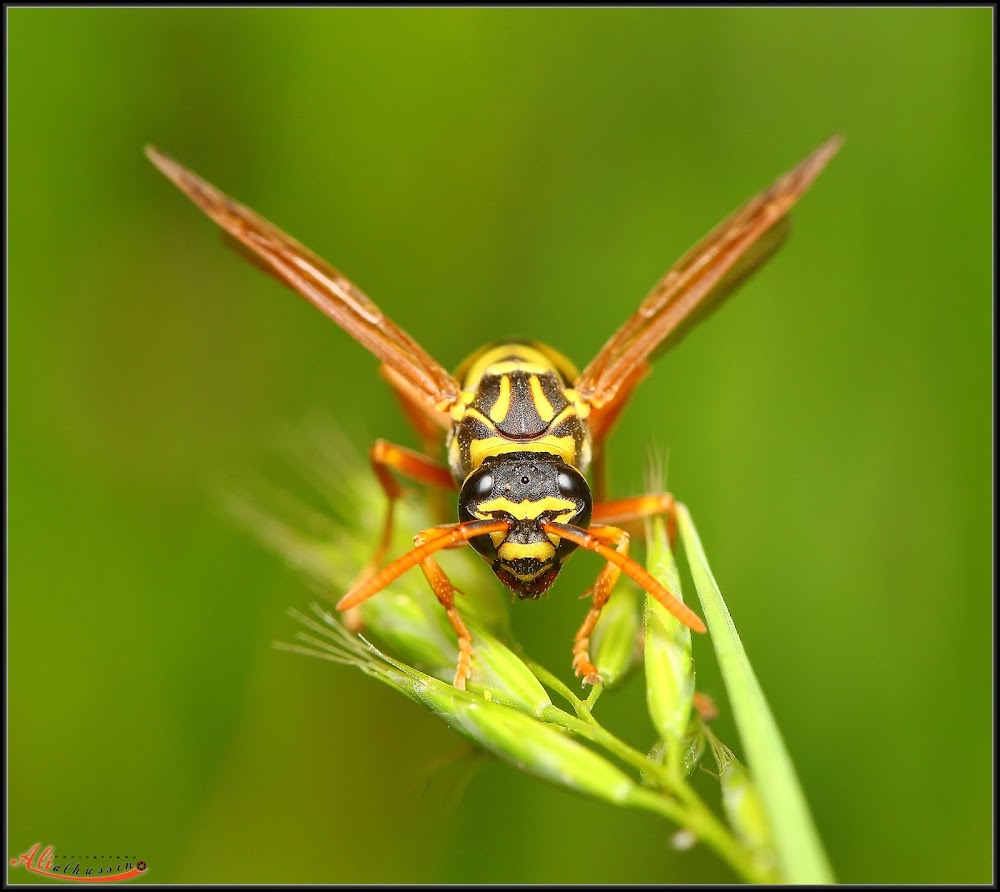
[458,452,592,598]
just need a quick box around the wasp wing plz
[576,135,842,409]
[146,146,461,415]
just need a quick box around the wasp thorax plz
[458,451,593,598]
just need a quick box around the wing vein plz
[577,135,843,408]
[146,146,460,413]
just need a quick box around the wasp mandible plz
[147,136,841,688]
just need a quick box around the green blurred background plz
[9,8,991,885]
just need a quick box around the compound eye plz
[458,467,496,525]
[458,468,500,558]
[463,468,495,502]
[556,466,593,526]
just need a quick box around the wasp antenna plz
[543,521,707,634]
[337,520,510,611]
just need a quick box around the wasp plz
[147,136,841,688]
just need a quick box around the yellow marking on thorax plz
[481,360,549,377]
[470,436,577,469]
[465,407,498,428]
[449,390,476,423]
[458,343,566,389]
[529,375,556,423]
[448,435,461,471]
[474,495,576,520]
[562,387,591,420]
[498,541,556,562]
[488,375,513,423]
[547,404,578,429]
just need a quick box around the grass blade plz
[643,513,695,768]
[676,503,835,884]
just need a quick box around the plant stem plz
[625,787,775,884]
[526,658,598,724]
[585,681,605,710]
[539,705,774,884]
[542,706,668,784]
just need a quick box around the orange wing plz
[576,135,843,410]
[145,147,461,417]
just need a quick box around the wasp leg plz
[357,440,456,578]
[415,543,476,690]
[541,519,706,686]
[343,442,456,631]
[337,519,511,688]
[569,524,632,686]
[592,492,678,547]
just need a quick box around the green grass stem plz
[677,503,835,883]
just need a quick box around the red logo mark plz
[9,843,148,882]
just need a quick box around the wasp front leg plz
[571,524,631,686]
[338,519,510,688]
[414,540,476,690]
[572,493,679,680]
[544,507,706,687]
